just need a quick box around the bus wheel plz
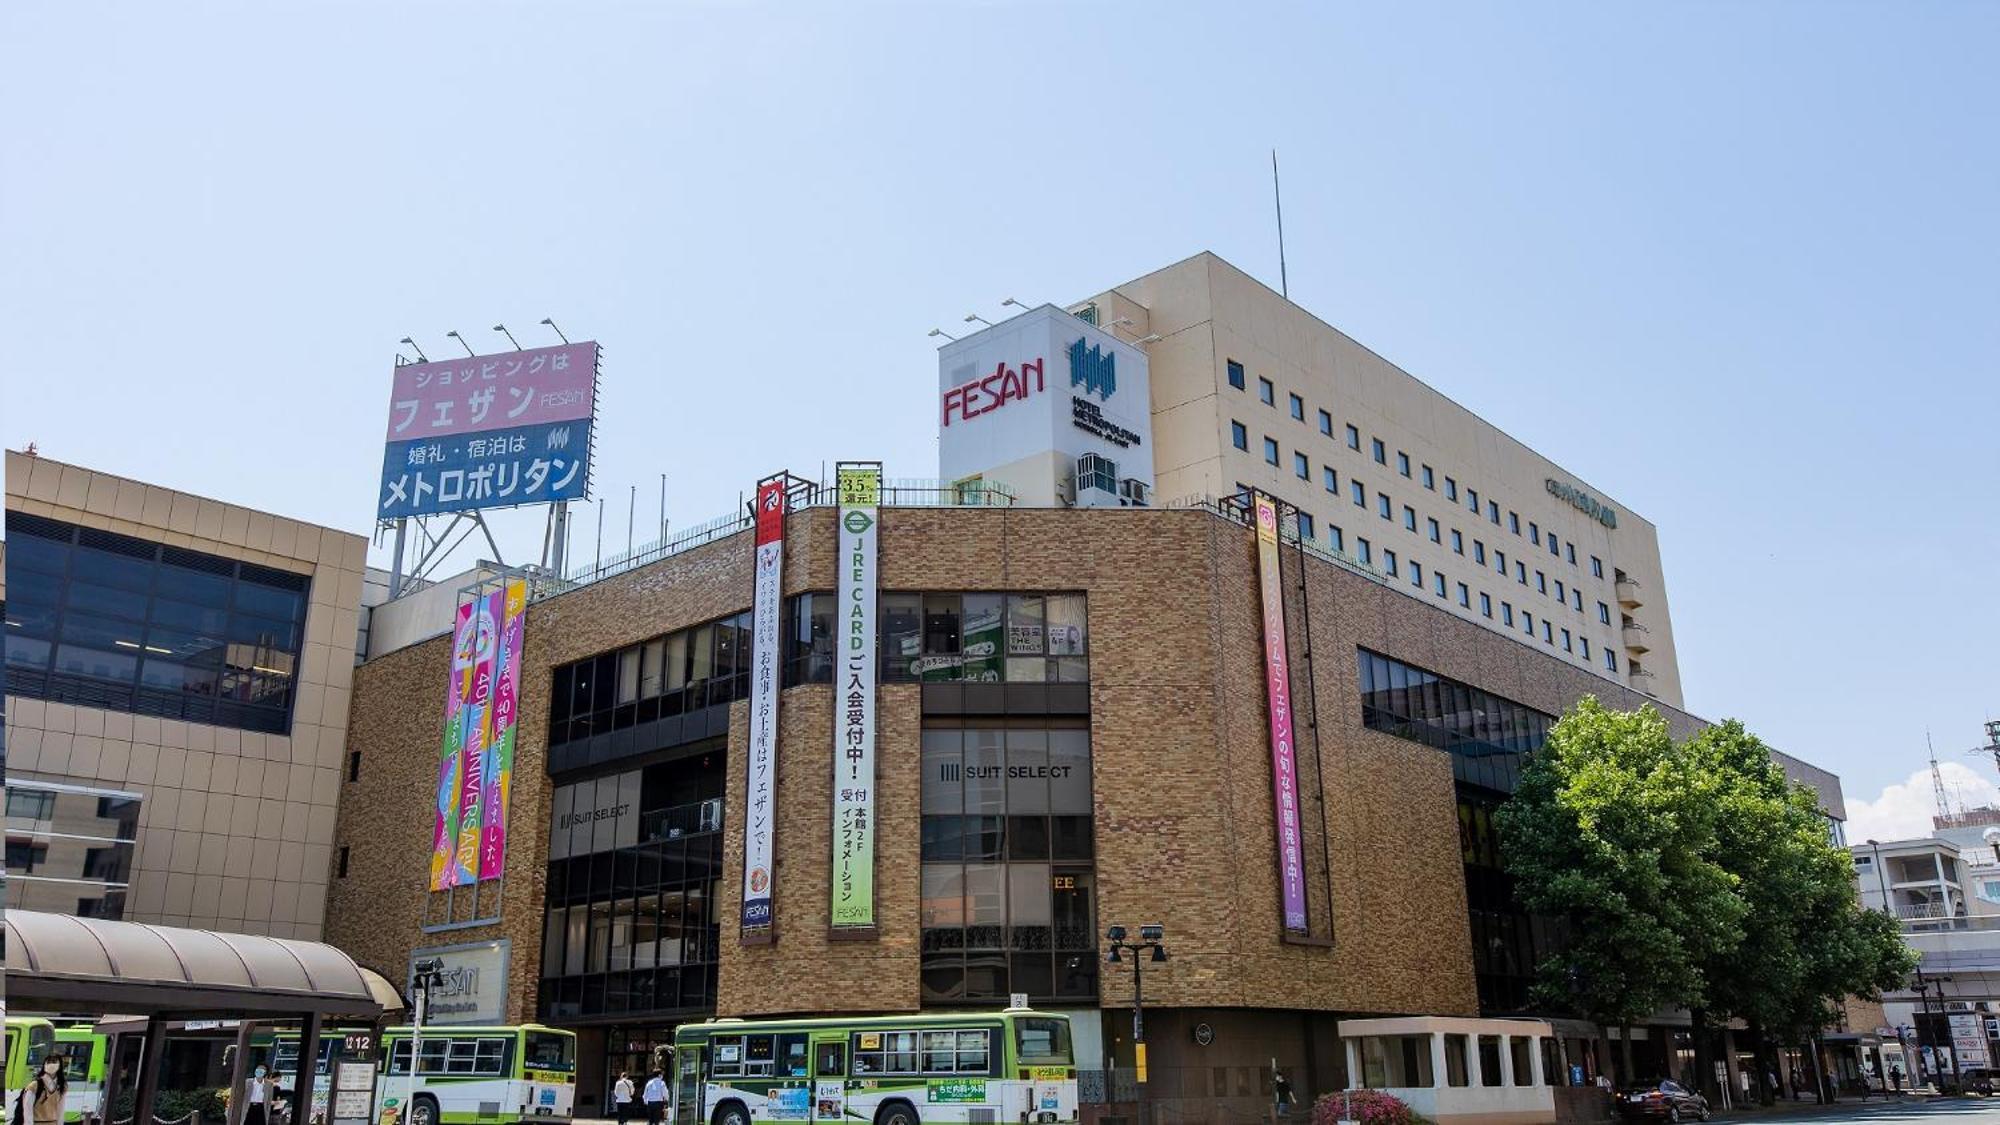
[877,1102,919,1125]
[714,1102,751,1125]
[410,1096,441,1125]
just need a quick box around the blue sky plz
[3,2,1994,810]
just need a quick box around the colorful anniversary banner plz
[1253,494,1310,933]
[740,479,788,930]
[430,577,527,891]
[830,464,881,928]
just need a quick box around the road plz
[1718,1100,2000,1124]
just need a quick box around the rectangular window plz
[1502,603,1514,627]
[337,845,350,878]
[1371,438,1386,465]
[1378,493,1391,520]
[1357,538,1372,565]
[1605,650,1617,672]
[1524,611,1534,635]
[1445,478,1458,501]
[1324,467,1337,493]
[1457,582,1470,607]
[1466,488,1479,513]
[1329,525,1344,554]
[1581,637,1590,660]
[1319,409,1333,436]
[1295,452,1310,480]
[1516,562,1526,585]
[1433,572,1445,598]
[1409,561,1422,588]
[1488,500,1500,525]
[1298,512,1315,541]
[1227,360,1245,389]
[1397,452,1411,477]
[1555,579,1566,603]
[1566,542,1577,566]
[1428,518,1441,543]
[1536,571,1547,594]
[1530,522,1540,545]
[1598,602,1611,624]
[1422,465,1435,490]
[1573,589,1583,611]
[1263,437,1279,466]
[1473,540,1485,564]
[1509,512,1521,535]
[1384,549,1399,577]
[1231,421,1247,450]
[1543,621,1553,643]
[1591,556,1604,578]
[1351,480,1365,507]
[1259,378,1275,405]
[1495,549,1506,575]
[1346,424,1361,450]
[1480,593,1492,617]
[1562,629,1573,653]
[1450,529,1463,554]
[1289,393,1304,421]
[1549,534,1560,557]
[1404,506,1417,531]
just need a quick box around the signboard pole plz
[389,519,409,599]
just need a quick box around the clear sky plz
[3,2,1994,813]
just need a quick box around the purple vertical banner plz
[1254,494,1310,933]
[478,578,527,881]
[431,600,476,891]
[452,588,502,886]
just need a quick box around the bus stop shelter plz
[5,910,403,1125]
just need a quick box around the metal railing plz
[638,797,724,842]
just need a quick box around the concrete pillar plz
[133,1018,168,1125]
[291,1013,323,1125]
[1344,1039,1361,1090]
[1529,1038,1547,1087]
[1467,1037,1484,1088]
[1498,1037,1515,1087]
[1429,1034,1449,1089]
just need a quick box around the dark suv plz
[1617,1079,1711,1122]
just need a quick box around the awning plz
[4,910,403,1018]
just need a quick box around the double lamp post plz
[1106,925,1167,1125]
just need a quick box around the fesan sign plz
[942,359,1045,427]
[740,478,787,932]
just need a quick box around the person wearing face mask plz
[28,1054,66,1125]
[245,1063,276,1125]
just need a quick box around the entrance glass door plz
[673,1047,703,1125]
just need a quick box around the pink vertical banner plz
[452,588,502,885]
[430,600,477,890]
[478,579,527,880]
[1254,494,1311,933]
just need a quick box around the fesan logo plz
[941,358,1044,427]
[1066,337,1116,400]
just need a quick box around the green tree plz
[1496,698,1747,1079]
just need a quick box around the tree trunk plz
[1748,1021,1774,1107]
[1620,1025,1636,1087]
[1691,1009,1714,1103]
[1807,1034,1827,1104]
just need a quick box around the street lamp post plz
[406,958,445,1125]
[1106,925,1167,1125]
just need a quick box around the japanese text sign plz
[830,464,881,928]
[1254,494,1310,933]
[740,478,787,930]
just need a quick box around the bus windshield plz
[1014,1019,1071,1066]
[526,1033,576,1072]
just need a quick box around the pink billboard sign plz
[386,341,598,440]
[1254,494,1311,933]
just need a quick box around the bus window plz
[742,1036,776,1078]
[813,1043,845,1079]
[526,1033,576,1073]
[1015,1020,1071,1066]
[778,1036,809,1078]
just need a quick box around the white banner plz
[831,465,881,927]
[741,479,787,930]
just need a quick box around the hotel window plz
[1263,438,1279,466]
[1409,562,1422,588]
[1516,562,1526,585]
[1495,550,1507,575]
[1357,538,1372,565]
[1523,611,1534,635]
[1259,378,1275,405]
[1422,465,1435,490]
[1562,629,1572,653]
[1351,480,1365,507]
[1473,540,1485,565]
[1580,637,1591,660]
[1549,534,1560,557]
[1467,488,1479,513]
[1227,360,1245,390]
[1457,583,1470,608]
[1480,593,1492,618]
[1378,493,1391,520]
[1230,421,1247,450]
[1509,512,1521,535]
[1573,589,1583,611]
[1451,529,1463,554]
[1488,501,1499,525]
[1566,543,1577,566]
[1319,410,1333,436]
[1346,424,1361,450]
[1597,602,1611,625]
[1323,467,1338,493]
[1529,522,1540,545]
[1426,517,1440,542]
[1289,393,1304,421]
[1371,438,1386,464]
[1605,650,1618,672]
[1554,579,1565,603]
[1298,512,1315,541]
[1295,452,1310,480]
[1536,571,1547,594]
[1403,506,1417,531]
[1445,478,1458,502]
[1542,622,1553,643]
[1591,556,1604,579]
[1433,572,1447,598]
[3,512,311,735]
[1329,525,1344,554]
[1384,549,1399,577]
[1397,452,1411,477]
[1502,603,1515,627]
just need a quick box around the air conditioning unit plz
[1118,478,1149,508]
[1074,454,1120,508]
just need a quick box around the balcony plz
[1615,577,1643,608]
[1621,623,1651,653]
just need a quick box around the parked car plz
[1617,1079,1711,1122]
[1958,1067,1996,1096]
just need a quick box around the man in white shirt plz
[643,1071,669,1125]
[613,1073,635,1125]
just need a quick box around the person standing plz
[613,1073,635,1125]
[642,1070,668,1125]
[245,1064,277,1125]
[28,1055,66,1125]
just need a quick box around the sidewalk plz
[1709,1091,1944,1119]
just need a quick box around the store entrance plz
[605,1025,680,1113]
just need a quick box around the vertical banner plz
[431,600,477,890]
[478,578,528,881]
[740,478,788,930]
[1253,494,1310,933]
[430,578,528,891]
[452,586,503,885]
[831,465,881,928]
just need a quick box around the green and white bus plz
[52,1027,107,1124]
[4,1017,56,1125]
[669,1009,1075,1125]
[379,1025,578,1125]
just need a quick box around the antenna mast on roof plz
[1932,731,1957,821]
[1272,149,1290,301]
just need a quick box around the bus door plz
[671,1046,704,1125]
[808,1036,847,1125]
[768,1035,812,1122]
